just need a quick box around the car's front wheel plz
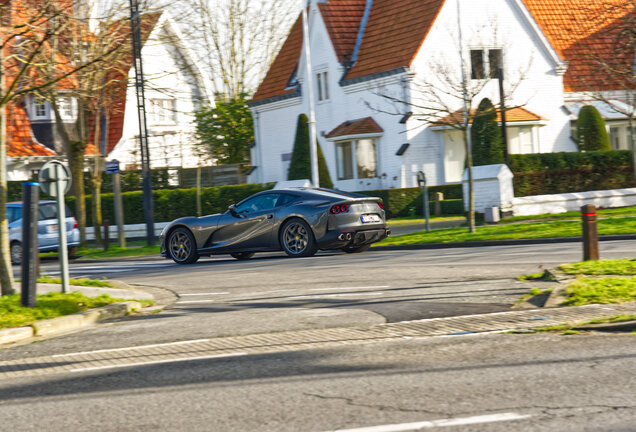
[230,252,255,260]
[167,227,200,264]
[10,241,22,265]
[280,219,318,258]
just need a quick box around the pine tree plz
[288,114,334,188]
[576,105,611,151]
[471,98,504,166]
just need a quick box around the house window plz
[33,97,48,119]
[149,99,177,124]
[316,71,329,101]
[470,48,502,79]
[58,96,75,119]
[336,139,377,180]
[509,126,535,154]
[610,125,634,151]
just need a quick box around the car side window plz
[6,207,14,223]
[276,193,298,207]
[235,194,280,214]
[9,206,21,222]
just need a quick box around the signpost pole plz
[54,163,70,294]
[21,182,39,307]
[108,160,126,248]
[417,171,431,233]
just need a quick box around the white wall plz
[109,15,207,170]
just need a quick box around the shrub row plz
[357,185,464,218]
[66,183,274,225]
[510,151,635,196]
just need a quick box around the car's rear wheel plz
[342,244,370,253]
[231,252,255,260]
[280,219,318,258]
[10,241,22,265]
[167,227,199,264]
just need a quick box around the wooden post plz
[434,192,444,216]
[581,204,599,261]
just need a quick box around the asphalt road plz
[2,240,634,431]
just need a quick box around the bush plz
[510,151,634,196]
[576,105,610,151]
[288,114,333,188]
[471,98,504,165]
[356,186,464,218]
[66,183,274,224]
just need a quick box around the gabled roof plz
[253,0,634,106]
[326,117,383,138]
[522,0,635,92]
[434,107,548,126]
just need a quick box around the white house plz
[6,10,211,180]
[248,0,634,191]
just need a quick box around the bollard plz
[21,182,39,307]
[581,204,599,261]
[434,192,444,216]
[103,220,110,251]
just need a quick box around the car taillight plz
[377,201,385,210]
[330,204,350,214]
[73,218,78,229]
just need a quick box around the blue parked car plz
[7,201,80,265]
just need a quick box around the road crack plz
[303,392,448,416]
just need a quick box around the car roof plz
[7,200,57,206]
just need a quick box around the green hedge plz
[66,183,274,225]
[510,151,635,196]
[357,185,463,218]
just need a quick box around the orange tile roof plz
[6,102,56,157]
[522,0,635,92]
[435,107,547,126]
[318,1,366,63]
[326,116,383,138]
[251,16,303,103]
[345,0,445,80]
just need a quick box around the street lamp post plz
[302,0,319,187]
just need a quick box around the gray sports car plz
[160,188,390,264]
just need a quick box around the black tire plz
[279,218,318,258]
[68,246,78,259]
[342,244,371,254]
[10,241,22,265]
[231,252,255,260]
[167,227,200,264]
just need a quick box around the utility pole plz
[129,0,155,245]
[302,0,319,187]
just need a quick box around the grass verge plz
[0,292,126,329]
[36,275,115,288]
[509,314,636,334]
[563,277,636,306]
[559,258,636,276]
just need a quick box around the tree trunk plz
[91,111,103,248]
[462,128,476,233]
[69,143,87,248]
[0,102,15,296]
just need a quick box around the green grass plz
[559,258,636,276]
[509,314,636,334]
[376,216,636,246]
[77,244,160,259]
[563,277,636,306]
[0,292,126,329]
[386,216,465,226]
[36,275,115,287]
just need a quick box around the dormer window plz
[33,97,48,119]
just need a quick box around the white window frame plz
[316,71,329,102]
[335,137,378,180]
[470,48,502,80]
[149,98,177,124]
[32,97,49,119]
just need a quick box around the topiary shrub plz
[576,105,611,151]
[471,98,504,165]
[288,114,333,188]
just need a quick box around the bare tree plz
[172,0,297,98]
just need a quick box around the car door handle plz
[267,214,273,219]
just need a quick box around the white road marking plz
[53,339,213,357]
[287,292,384,300]
[70,352,248,373]
[179,292,230,296]
[176,300,216,304]
[309,286,389,291]
[326,412,531,432]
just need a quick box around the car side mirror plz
[228,204,238,216]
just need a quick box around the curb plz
[372,234,636,251]
[0,301,142,346]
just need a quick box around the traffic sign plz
[105,160,120,174]
[39,160,71,197]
